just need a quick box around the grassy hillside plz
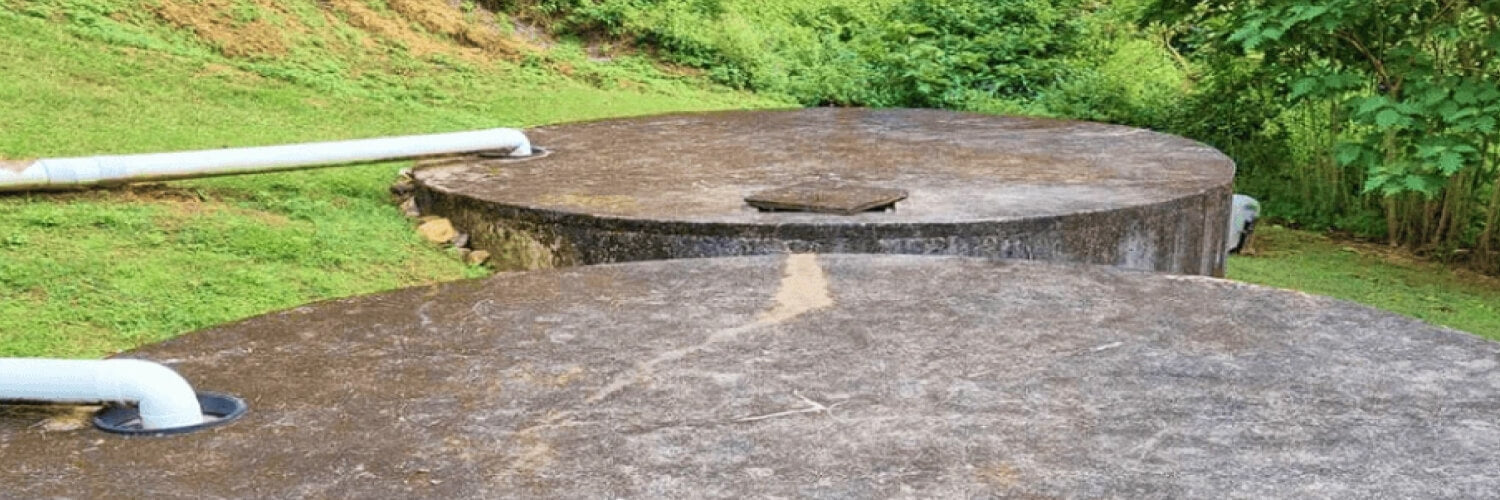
[0,1,786,357]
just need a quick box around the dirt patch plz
[1256,225,1500,287]
[28,184,289,227]
[326,0,519,59]
[152,0,293,57]
[160,198,220,220]
[156,200,293,230]
[0,404,101,432]
[104,184,208,204]
[389,0,523,56]
[36,183,207,203]
[389,0,467,36]
[150,0,532,62]
[1344,243,1500,288]
[329,0,430,53]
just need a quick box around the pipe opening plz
[93,392,247,436]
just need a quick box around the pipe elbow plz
[491,128,532,157]
[96,359,204,430]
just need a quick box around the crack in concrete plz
[735,391,841,423]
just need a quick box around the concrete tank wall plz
[415,183,1231,275]
[413,108,1235,275]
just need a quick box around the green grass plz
[0,5,787,357]
[1229,225,1500,339]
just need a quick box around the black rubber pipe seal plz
[93,391,248,436]
[478,146,550,161]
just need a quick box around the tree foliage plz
[871,0,1092,108]
[1229,1,1500,196]
[1150,0,1500,268]
[512,0,1100,108]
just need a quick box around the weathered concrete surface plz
[4,255,1499,498]
[414,108,1235,275]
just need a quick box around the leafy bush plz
[869,0,1091,108]
[1148,0,1500,270]
[513,0,1112,108]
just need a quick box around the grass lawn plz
[1228,225,1500,340]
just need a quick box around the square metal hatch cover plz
[744,181,908,215]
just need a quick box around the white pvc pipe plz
[1227,194,1261,253]
[0,358,204,430]
[0,127,531,192]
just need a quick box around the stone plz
[464,250,489,265]
[451,232,470,249]
[416,218,456,244]
[389,179,415,196]
[399,197,421,218]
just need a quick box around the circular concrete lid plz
[414,108,1235,224]
[4,255,1497,498]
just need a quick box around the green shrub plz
[514,0,1113,108]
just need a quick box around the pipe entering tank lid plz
[477,146,551,161]
[93,391,248,436]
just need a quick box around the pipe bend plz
[95,359,204,429]
[0,358,205,430]
[484,128,532,157]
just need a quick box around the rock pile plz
[392,168,489,266]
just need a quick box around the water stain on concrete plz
[758,253,832,324]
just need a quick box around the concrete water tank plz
[5,255,1497,498]
[413,109,1235,275]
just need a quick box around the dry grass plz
[150,0,526,61]
[152,0,294,57]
